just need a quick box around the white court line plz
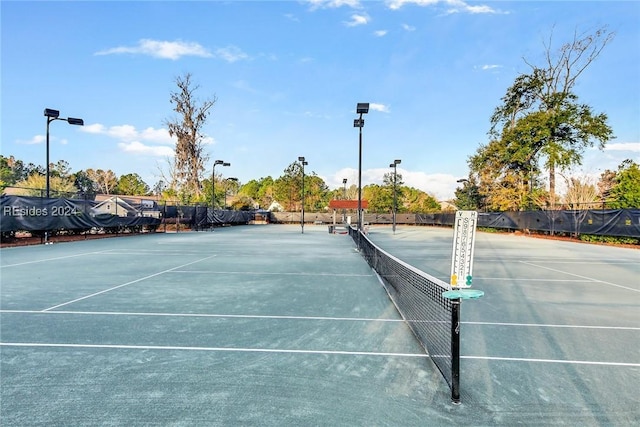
[4,310,635,330]
[474,278,593,282]
[0,309,405,323]
[0,251,113,268]
[0,342,637,367]
[167,271,372,277]
[0,342,428,358]
[41,255,218,312]
[461,355,640,367]
[463,321,640,331]
[519,260,640,293]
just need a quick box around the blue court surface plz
[1,224,638,426]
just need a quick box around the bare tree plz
[86,168,118,194]
[165,73,216,201]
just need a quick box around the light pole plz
[298,156,308,234]
[354,103,369,235]
[44,108,84,243]
[342,178,347,223]
[212,160,230,209]
[224,177,238,209]
[390,159,401,234]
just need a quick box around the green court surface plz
[1,224,639,426]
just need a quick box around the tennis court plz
[1,224,639,425]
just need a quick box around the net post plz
[451,297,461,404]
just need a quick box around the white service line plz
[1,342,636,367]
[1,309,405,323]
[463,321,640,331]
[519,260,640,293]
[0,342,428,358]
[461,355,640,367]
[41,255,218,312]
[1,250,113,268]
[167,270,372,277]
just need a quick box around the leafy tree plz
[273,162,304,211]
[230,195,255,211]
[72,170,98,197]
[363,184,389,213]
[165,73,216,200]
[454,179,481,210]
[117,173,150,195]
[49,160,72,179]
[304,174,329,211]
[608,160,640,209]
[13,174,76,197]
[472,27,615,208]
[238,177,275,209]
[403,187,440,213]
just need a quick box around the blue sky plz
[2,0,639,200]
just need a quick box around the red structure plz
[328,200,368,210]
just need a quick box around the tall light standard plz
[342,178,348,223]
[298,156,308,234]
[354,103,369,234]
[44,109,84,200]
[44,108,84,244]
[390,159,401,234]
[224,177,238,209]
[212,160,230,209]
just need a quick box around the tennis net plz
[349,226,461,403]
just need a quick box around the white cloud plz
[604,142,640,152]
[385,0,500,14]
[18,135,45,145]
[80,123,185,158]
[108,124,139,140]
[329,168,460,200]
[81,124,172,144]
[481,64,501,70]
[386,0,438,10]
[215,46,250,63]
[374,30,388,37]
[370,103,390,113]
[344,13,369,27]
[82,123,106,134]
[401,23,416,31]
[307,0,362,10]
[118,141,175,157]
[95,39,212,60]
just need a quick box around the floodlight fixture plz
[66,117,84,126]
[44,108,60,118]
[356,103,369,114]
[212,160,230,210]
